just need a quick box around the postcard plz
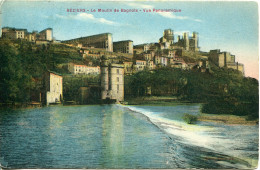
[0,0,259,169]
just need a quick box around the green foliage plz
[0,39,82,103]
[84,56,100,66]
[125,66,259,120]
[183,113,198,124]
[63,74,100,102]
[0,40,34,102]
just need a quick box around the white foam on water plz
[125,106,217,149]
[123,105,258,168]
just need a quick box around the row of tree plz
[124,66,259,120]
[63,74,100,102]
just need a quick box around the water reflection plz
[0,105,257,169]
[101,105,125,168]
[100,105,176,168]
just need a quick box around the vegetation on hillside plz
[0,39,258,120]
[63,74,100,102]
[125,66,258,120]
[0,39,82,103]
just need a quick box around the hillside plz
[0,39,258,120]
[0,39,83,103]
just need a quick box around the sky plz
[0,0,259,79]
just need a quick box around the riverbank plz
[124,96,193,105]
[1,99,258,126]
[198,113,258,125]
[0,102,42,109]
[124,97,258,125]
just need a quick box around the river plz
[0,104,258,169]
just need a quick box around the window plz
[117,69,119,74]
[117,77,119,82]
[117,85,119,91]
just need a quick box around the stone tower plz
[101,59,124,102]
[183,32,189,50]
[192,32,199,51]
[177,35,181,42]
[163,29,174,44]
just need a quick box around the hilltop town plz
[0,27,246,106]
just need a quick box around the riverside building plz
[43,71,63,106]
[101,59,124,102]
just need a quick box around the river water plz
[0,104,258,169]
